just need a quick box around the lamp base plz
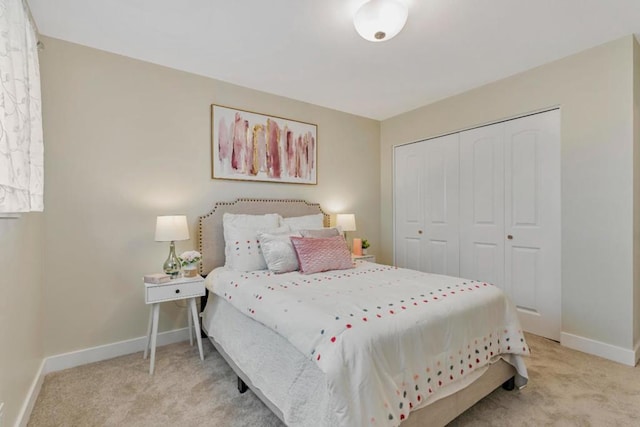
[163,241,181,278]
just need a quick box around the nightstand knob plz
[175,289,180,294]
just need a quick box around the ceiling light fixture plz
[353,0,408,42]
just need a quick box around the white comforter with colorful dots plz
[210,261,529,426]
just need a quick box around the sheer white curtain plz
[0,0,43,213]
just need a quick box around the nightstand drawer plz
[146,279,205,304]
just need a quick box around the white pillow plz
[282,213,324,231]
[223,213,282,263]
[223,213,281,229]
[258,230,302,273]
[224,225,289,272]
[224,225,267,272]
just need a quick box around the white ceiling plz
[27,0,640,120]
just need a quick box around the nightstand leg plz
[149,303,160,375]
[144,306,153,359]
[189,298,204,361]
[188,304,194,346]
[142,306,153,359]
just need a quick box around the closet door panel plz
[394,143,424,271]
[402,239,422,271]
[510,247,538,310]
[427,240,448,274]
[460,125,505,288]
[504,110,561,340]
[472,138,497,223]
[472,242,500,285]
[423,134,460,276]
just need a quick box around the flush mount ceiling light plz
[353,0,408,42]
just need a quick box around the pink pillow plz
[290,236,354,274]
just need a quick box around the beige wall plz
[38,37,380,356]
[0,214,44,426]
[381,36,636,351]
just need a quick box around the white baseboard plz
[15,359,45,427]
[43,327,191,374]
[16,327,191,427]
[561,332,637,366]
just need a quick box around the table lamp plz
[155,215,189,278]
[336,213,357,250]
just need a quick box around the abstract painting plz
[211,104,317,184]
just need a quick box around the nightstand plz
[353,254,376,263]
[143,275,206,375]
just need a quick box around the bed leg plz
[502,376,515,391]
[238,376,248,394]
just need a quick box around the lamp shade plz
[354,0,408,42]
[336,214,357,232]
[155,215,189,242]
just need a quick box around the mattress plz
[202,262,528,426]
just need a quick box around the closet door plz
[394,142,425,271]
[459,125,505,289]
[422,134,460,275]
[394,134,460,275]
[504,110,561,340]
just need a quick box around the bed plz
[198,198,528,426]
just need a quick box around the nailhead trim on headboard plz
[198,198,330,275]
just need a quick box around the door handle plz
[507,235,513,240]
[418,230,423,235]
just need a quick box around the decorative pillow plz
[222,213,282,265]
[283,213,324,231]
[258,230,302,274]
[290,236,354,274]
[224,224,289,272]
[224,225,267,272]
[299,227,341,238]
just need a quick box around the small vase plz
[182,265,197,278]
[362,248,368,255]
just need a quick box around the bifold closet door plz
[459,110,561,340]
[459,125,506,289]
[394,134,460,275]
[394,142,424,271]
[503,110,561,340]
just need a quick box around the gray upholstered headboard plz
[198,198,329,275]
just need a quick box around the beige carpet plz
[29,334,640,426]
